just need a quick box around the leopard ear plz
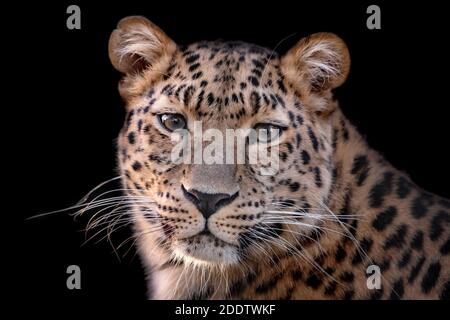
[108,16,176,74]
[281,33,350,94]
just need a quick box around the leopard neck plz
[326,107,399,217]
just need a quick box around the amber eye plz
[253,123,286,143]
[157,113,187,132]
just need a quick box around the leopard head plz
[108,16,350,267]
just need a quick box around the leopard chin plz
[172,233,240,266]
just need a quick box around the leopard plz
[107,16,450,299]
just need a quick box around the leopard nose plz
[181,185,239,218]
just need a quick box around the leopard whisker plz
[255,224,344,286]
[240,232,279,266]
[261,217,352,239]
[266,210,364,220]
[308,193,375,269]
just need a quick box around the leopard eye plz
[253,123,286,143]
[157,113,187,132]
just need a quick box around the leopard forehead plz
[137,41,300,122]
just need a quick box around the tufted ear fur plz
[281,33,350,113]
[109,16,176,75]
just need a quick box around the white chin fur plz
[172,236,240,266]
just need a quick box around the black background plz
[17,0,450,300]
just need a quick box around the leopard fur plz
[108,16,450,299]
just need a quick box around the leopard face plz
[110,16,350,267]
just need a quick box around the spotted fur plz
[108,16,450,299]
